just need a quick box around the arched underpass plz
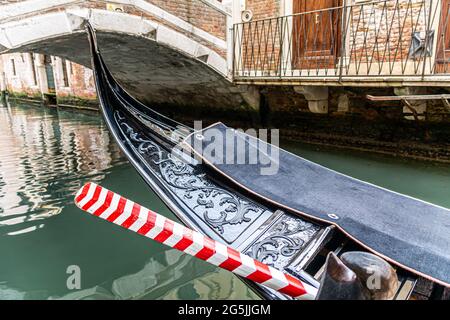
[0,4,255,111]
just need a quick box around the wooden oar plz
[74,182,318,300]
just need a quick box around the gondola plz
[86,24,450,300]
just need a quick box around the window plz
[11,59,16,76]
[44,55,51,65]
[30,53,37,85]
[61,58,69,87]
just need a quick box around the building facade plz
[233,0,450,81]
[0,52,96,106]
[1,0,449,122]
[231,0,450,115]
[0,0,449,161]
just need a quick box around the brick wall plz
[105,0,227,56]
[146,0,227,40]
[238,20,282,74]
[350,0,428,63]
[246,0,281,20]
[237,0,282,74]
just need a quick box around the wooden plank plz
[366,94,450,101]
[394,278,417,300]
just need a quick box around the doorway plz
[44,55,56,93]
[291,0,342,69]
[435,0,450,73]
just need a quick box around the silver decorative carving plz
[114,111,266,243]
[245,216,320,270]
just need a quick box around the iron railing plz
[232,0,450,81]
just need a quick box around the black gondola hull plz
[86,25,450,298]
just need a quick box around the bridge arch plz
[0,3,254,110]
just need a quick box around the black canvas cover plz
[183,122,450,286]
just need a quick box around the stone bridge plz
[0,0,257,110]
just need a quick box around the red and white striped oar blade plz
[74,182,317,300]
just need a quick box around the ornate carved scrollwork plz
[114,111,264,239]
[246,216,320,270]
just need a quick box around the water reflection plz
[1,101,448,300]
[0,101,125,236]
[0,101,257,300]
[53,249,255,300]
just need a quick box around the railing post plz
[338,1,348,82]
[231,24,235,79]
[227,15,234,80]
[429,0,442,76]
[422,0,434,79]
[279,16,284,79]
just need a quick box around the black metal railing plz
[232,0,450,81]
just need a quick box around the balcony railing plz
[232,0,450,82]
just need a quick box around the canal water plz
[1,101,449,300]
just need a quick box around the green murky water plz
[1,101,449,300]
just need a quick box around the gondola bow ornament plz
[74,182,318,300]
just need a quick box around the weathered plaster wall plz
[1,53,41,97]
[0,52,97,104]
[52,57,97,104]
